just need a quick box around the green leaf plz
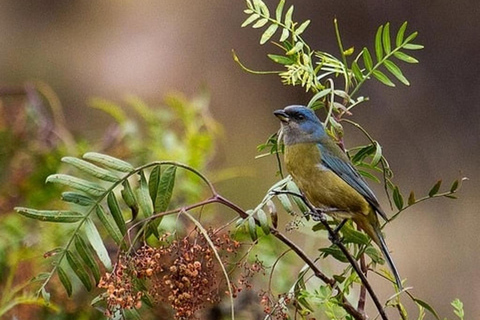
[396,21,408,47]
[413,298,441,320]
[365,246,384,264]
[96,205,124,246]
[393,51,419,63]
[374,25,384,61]
[351,61,364,82]
[342,225,369,245]
[252,18,268,28]
[284,5,294,28]
[136,171,154,218]
[295,20,310,36]
[84,218,112,270]
[372,70,395,87]
[260,24,278,44]
[393,186,404,210]
[371,141,383,166]
[382,22,391,54]
[148,165,161,205]
[408,191,416,206]
[15,207,84,223]
[46,174,106,197]
[319,246,348,263]
[241,13,260,27]
[403,43,424,50]
[247,216,258,241]
[277,193,294,215]
[428,180,442,197]
[351,144,375,164]
[61,192,94,206]
[450,179,459,192]
[452,299,464,320]
[286,41,303,55]
[384,60,410,85]
[107,192,127,236]
[257,209,270,235]
[83,152,134,173]
[74,235,101,284]
[286,180,309,215]
[280,27,290,42]
[275,0,284,20]
[66,250,92,291]
[57,266,72,297]
[358,170,380,183]
[154,165,177,213]
[256,0,269,18]
[362,48,373,71]
[121,180,138,221]
[61,157,119,182]
[267,54,294,65]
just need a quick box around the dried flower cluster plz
[99,229,241,319]
[259,291,291,320]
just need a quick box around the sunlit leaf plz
[374,25,384,61]
[260,24,278,44]
[284,5,294,28]
[275,0,284,20]
[66,250,92,291]
[362,48,373,71]
[428,180,442,197]
[342,225,369,245]
[84,218,112,270]
[286,41,303,55]
[403,43,424,50]
[372,70,395,87]
[74,235,101,284]
[382,22,391,54]
[393,51,419,63]
[384,60,410,85]
[57,266,72,297]
[277,193,294,214]
[295,20,310,36]
[46,174,106,197]
[252,18,268,28]
[396,21,408,46]
[15,207,83,223]
[83,152,134,173]
[61,157,119,182]
[241,13,260,27]
[371,141,383,166]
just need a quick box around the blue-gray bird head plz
[274,105,326,145]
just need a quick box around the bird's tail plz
[372,225,403,290]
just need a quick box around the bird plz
[274,105,402,289]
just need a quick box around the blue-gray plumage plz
[274,105,402,289]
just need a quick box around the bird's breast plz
[284,143,370,215]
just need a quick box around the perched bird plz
[274,105,402,289]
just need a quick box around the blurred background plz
[0,0,479,318]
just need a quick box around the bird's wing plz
[317,143,388,220]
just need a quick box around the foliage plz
[4,0,468,320]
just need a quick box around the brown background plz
[1,1,479,318]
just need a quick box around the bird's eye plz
[296,114,305,120]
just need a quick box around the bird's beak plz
[274,109,289,123]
